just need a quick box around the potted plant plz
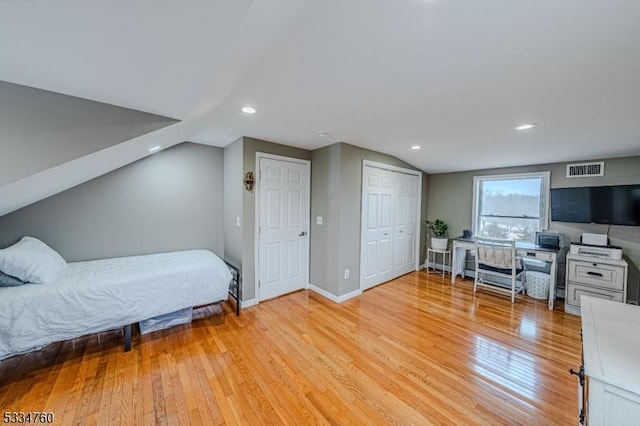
[426,219,449,250]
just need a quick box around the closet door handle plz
[298,231,307,237]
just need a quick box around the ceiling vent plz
[566,161,604,178]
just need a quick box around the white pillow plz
[0,236,67,284]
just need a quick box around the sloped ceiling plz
[0,81,176,186]
[1,0,639,215]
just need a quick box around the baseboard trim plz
[240,298,257,308]
[308,283,362,303]
[425,261,452,273]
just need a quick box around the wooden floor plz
[0,271,582,425]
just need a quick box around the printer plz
[569,233,623,261]
[535,231,567,250]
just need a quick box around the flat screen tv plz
[551,184,640,226]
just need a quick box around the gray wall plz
[0,80,176,186]
[0,130,427,302]
[0,142,224,261]
[427,155,640,268]
[223,138,244,270]
[310,144,342,296]
[310,142,428,297]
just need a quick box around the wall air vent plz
[566,161,604,178]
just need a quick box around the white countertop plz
[581,296,640,395]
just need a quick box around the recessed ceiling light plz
[411,145,421,150]
[317,132,328,139]
[241,106,257,114]
[149,145,161,153]
[514,123,537,131]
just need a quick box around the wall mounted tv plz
[551,184,640,226]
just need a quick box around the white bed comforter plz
[0,250,232,360]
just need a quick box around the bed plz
[0,237,240,361]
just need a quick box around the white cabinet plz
[565,254,627,316]
[575,296,640,425]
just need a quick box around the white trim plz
[256,152,310,165]
[240,298,257,308]
[254,153,260,306]
[255,152,311,304]
[360,160,423,290]
[359,165,369,290]
[362,159,422,177]
[425,261,452,273]
[415,172,423,272]
[471,171,551,240]
[309,283,363,303]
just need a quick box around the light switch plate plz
[316,216,323,225]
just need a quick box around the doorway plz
[256,153,310,301]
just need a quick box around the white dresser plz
[575,296,640,425]
[565,254,628,316]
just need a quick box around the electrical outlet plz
[236,216,240,227]
[316,216,323,225]
[344,269,350,279]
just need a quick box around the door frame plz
[255,152,311,303]
[359,160,422,290]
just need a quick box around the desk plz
[451,237,558,310]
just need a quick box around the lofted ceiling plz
[1,0,639,214]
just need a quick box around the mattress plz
[0,250,232,361]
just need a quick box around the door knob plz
[299,231,307,237]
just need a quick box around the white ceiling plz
[1,0,639,175]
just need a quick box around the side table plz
[426,248,451,278]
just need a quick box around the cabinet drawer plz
[567,260,625,291]
[566,282,624,307]
[517,249,553,262]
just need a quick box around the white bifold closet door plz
[392,173,418,277]
[361,165,419,290]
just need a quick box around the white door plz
[392,173,419,277]
[361,163,421,291]
[258,156,310,301]
[361,166,394,290]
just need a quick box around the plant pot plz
[431,237,448,250]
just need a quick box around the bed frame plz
[122,259,241,351]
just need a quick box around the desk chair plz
[473,238,524,303]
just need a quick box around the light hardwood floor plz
[0,271,582,425]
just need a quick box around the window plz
[472,172,550,243]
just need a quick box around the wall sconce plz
[244,171,255,192]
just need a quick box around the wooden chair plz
[473,238,524,303]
